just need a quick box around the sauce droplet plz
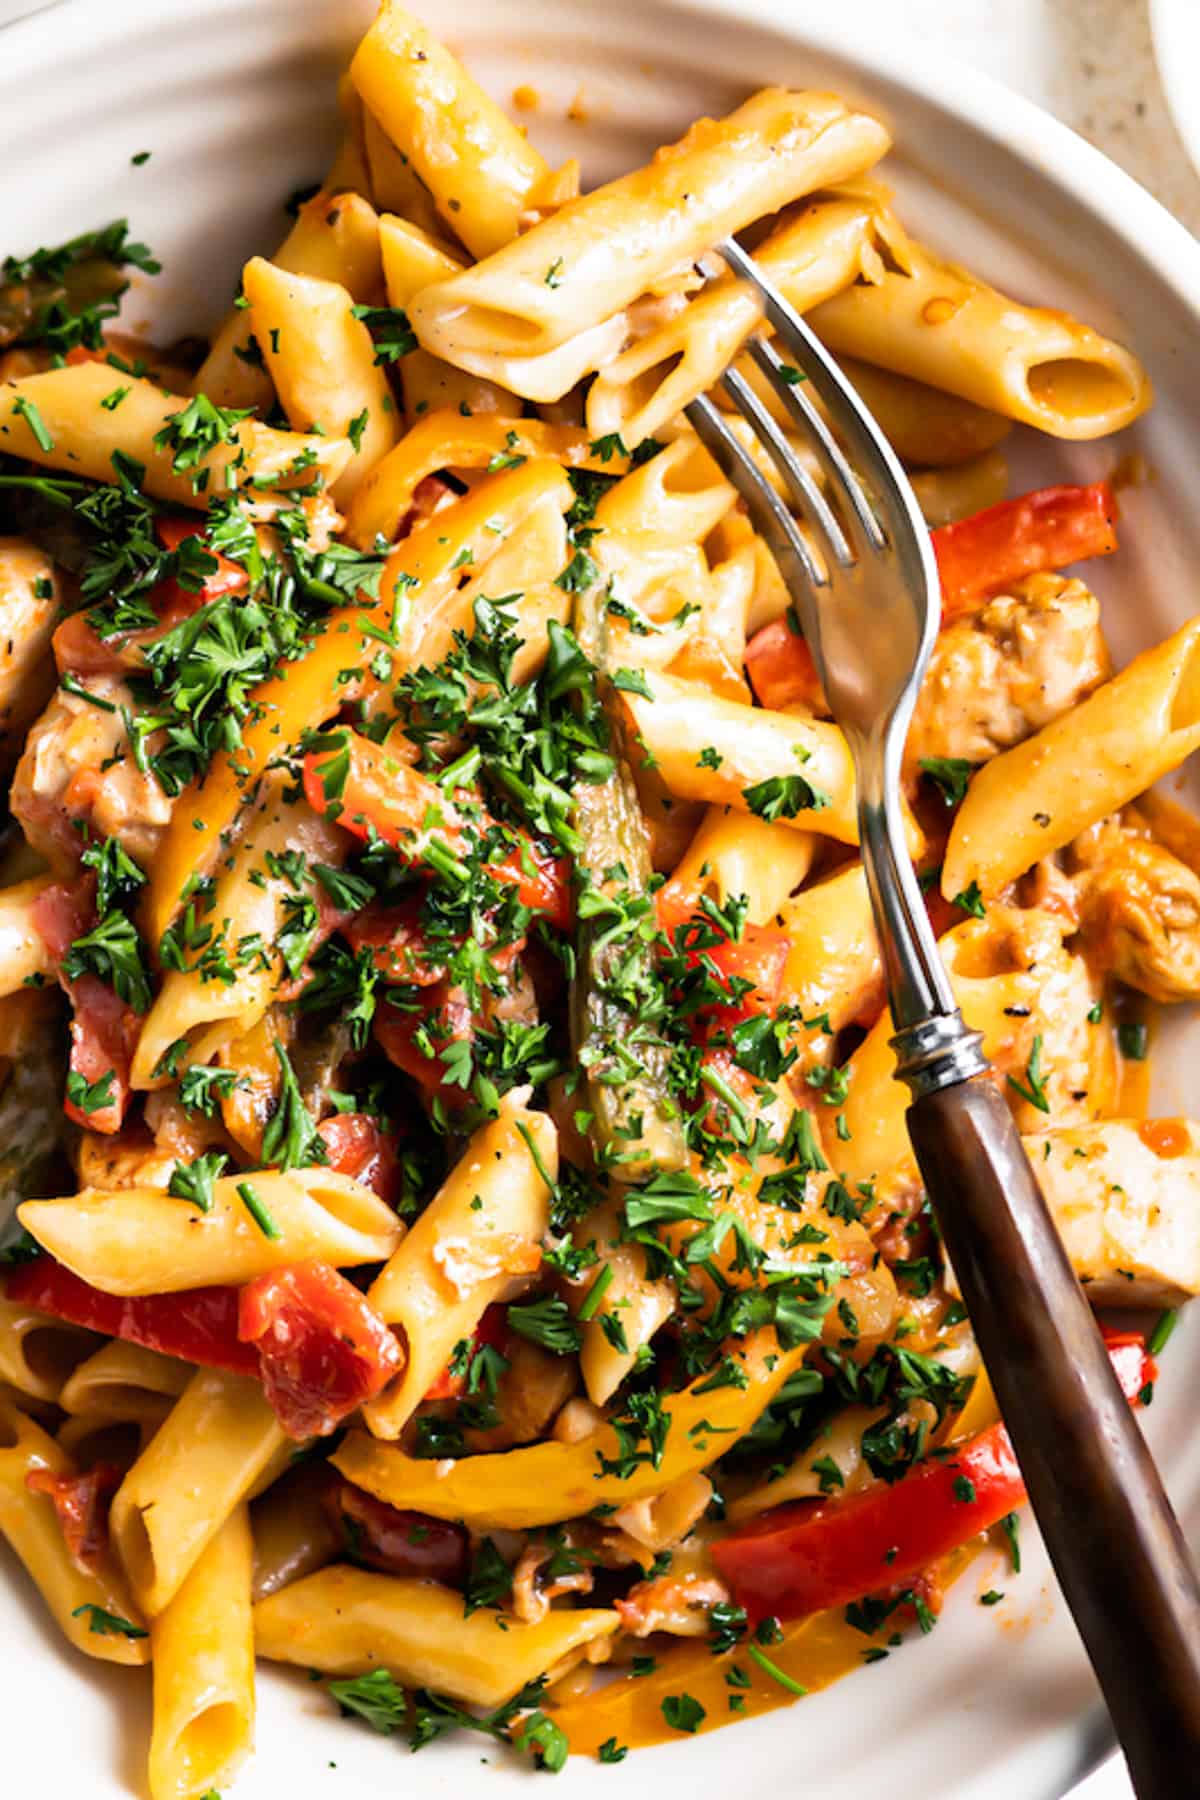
[1138,1118,1190,1159]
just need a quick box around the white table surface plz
[1,0,1194,1795]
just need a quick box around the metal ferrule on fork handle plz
[889,1011,988,1098]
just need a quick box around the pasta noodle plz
[362,1095,555,1438]
[943,616,1200,899]
[0,1398,149,1664]
[409,92,890,400]
[808,228,1151,438]
[148,1504,255,1800]
[19,1166,402,1295]
[109,1368,290,1618]
[335,1330,805,1528]
[255,1564,619,1708]
[0,364,352,506]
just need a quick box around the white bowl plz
[3,3,1200,1797]
[1150,0,1200,182]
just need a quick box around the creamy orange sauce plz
[554,1547,981,1752]
[1138,1117,1190,1158]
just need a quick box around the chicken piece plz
[460,1337,577,1453]
[1070,816,1200,1003]
[11,677,172,871]
[614,1570,729,1638]
[908,574,1110,772]
[945,1119,1200,1307]
[0,538,62,772]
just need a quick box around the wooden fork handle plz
[907,1075,1200,1797]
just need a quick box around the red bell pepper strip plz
[238,1261,403,1439]
[744,481,1118,712]
[712,1326,1155,1625]
[4,1258,259,1376]
[326,1479,469,1584]
[933,480,1117,621]
[302,729,572,929]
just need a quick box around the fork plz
[685,238,1200,1798]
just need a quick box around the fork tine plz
[720,235,937,567]
[684,392,828,599]
[745,335,886,555]
[717,365,854,569]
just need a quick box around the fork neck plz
[855,736,987,1092]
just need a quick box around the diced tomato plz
[316,1113,404,1209]
[303,730,571,928]
[238,1262,403,1439]
[424,1303,511,1401]
[25,1462,120,1572]
[692,923,790,1025]
[52,610,138,678]
[374,982,475,1102]
[326,1479,469,1583]
[4,1258,259,1376]
[51,516,247,677]
[934,481,1117,619]
[744,483,1119,711]
[151,515,249,626]
[63,975,139,1134]
[712,1328,1156,1624]
[345,895,446,986]
[490,841,573,931]
[31,881,92,961]
[32,882,140,1133]
[744,616,823,713]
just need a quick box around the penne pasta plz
[586,190,896,447]
[0,1294,101,1405]
[345,407,626,550]
[620,670,860,843]
[242,257,400,501]
[19,1166,402,1296]
[775,861,882,1039]
[0,1398,150,1664]
[0,364,352,507]
[133,778,343,1086]
[148,1504,255,1800]
[195,188,386,411]
[809,230,1151,438]
[409,92,890,400]
[657,805,818,928]
[109,1368,290,1618]
[255,1564,619,1708]
[362,1095,555,1438]
[58,1340,193,1424]
[574,1198,675,1407]
[351,2,551,258]
[943,616,1200,899]
[143,456,573,945]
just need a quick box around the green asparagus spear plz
[569,579,686,1182]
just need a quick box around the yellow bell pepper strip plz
[344,408,631,548]
[332,1329,805,1531]
[552,1543,980,1752]
[144,457,573,947]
